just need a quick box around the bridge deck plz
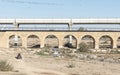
[0,30,120,32]
[1,19,120,24]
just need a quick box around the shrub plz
[36,47,53,56]
[77,42,89,52]
[110,49,120,54]
[0,60,13,71]
[64,43,73,48]
[59,48,73,57]
[36,51,45,55]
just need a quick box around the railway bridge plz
[0,19,120,49]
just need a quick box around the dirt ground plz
[0,48,120,75]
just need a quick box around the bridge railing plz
[0,27,69,30]
[72,27,120,31]
[0,27,120,31]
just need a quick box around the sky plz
[0,0,120,18]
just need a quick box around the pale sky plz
[0,0,120,18]
[0,0,120,30]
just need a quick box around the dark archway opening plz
[81,35,95,49]
[9,35,22,48]
[45,35,59,48]
[117,37,120,48]
[27,35,40,48]
[99,35,113,49]
[63,35,77,48]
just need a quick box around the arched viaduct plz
[0,19,120,49]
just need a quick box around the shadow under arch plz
[81,35,95,49]
[99,35,113,49]
[45,35,59,48]
[63,35,77,48]
[9,35,22,48]
[117,37,120,48]
[27,35,40,48]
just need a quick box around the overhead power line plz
[1,0,63,6]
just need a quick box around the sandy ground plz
[0,48,120,75]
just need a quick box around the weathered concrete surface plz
[0,31,119,49]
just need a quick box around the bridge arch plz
[63,35,77,48]
[27,35,40,48]
[99,35,113,49]
[9,35,22,48]
[117,37,120,48]
[81,35,95,49]
[45,35,59,48]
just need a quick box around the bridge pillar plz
[13,21,19,30]
[22,37,27,48]
[13,22,20,48]
[68,20,73,44]
[58,37,63,48]
[95,38,99,49]
[40,37,45,48]
[76,38,79,49]
[113,38,117,49]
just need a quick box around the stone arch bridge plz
[0,19,120,49]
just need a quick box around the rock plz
[97,57,105,62]
[87,54,97,59]
[101,50,108,53]
[69,53,77,57]
[36,49,41,53]
[77,54,87,59]
[104,58,115,63]
[72,49,77,53]
[117,50,120,53]
[89,49,97,52]
[77,54,98,60]
[44,52,49,55]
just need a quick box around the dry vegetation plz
[0,60,13,71]
[0,37,120,75]
[0,47,120,75]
